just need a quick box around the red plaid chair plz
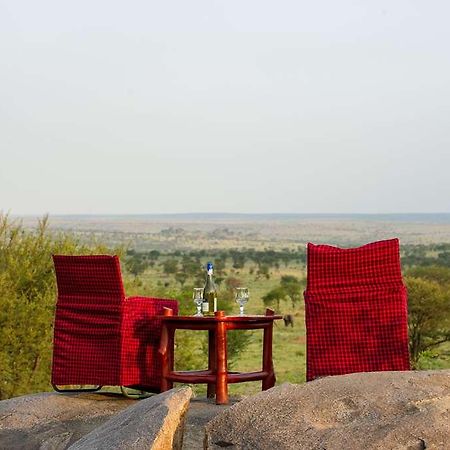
[304,238,410,381]
[51,255,178,394]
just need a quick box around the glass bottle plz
[203,262,217,313]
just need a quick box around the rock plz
[0,391,136,449]
[0,387,192,450]
[182,397,239,450]
[205,370,450,450]
[69,387,192,450]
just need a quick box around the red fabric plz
[52,255,125,304]
[121,297,179,389]
[304,239,410,381]
[51,255,178,390]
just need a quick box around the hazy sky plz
[1,1,449,214]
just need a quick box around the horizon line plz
[9,212,450,217]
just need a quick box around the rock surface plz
[69,387,192,449]
[182,397,238,449]
[205,370,450,450]
[0,387,192,450]
[0,391,136,449]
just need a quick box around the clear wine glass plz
[235,287,249,316]
[192,288,204,317]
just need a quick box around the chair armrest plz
[121,297,179,348]
[120,297,179,388]
[125,297,179,315]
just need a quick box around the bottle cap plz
[207,262,213,271]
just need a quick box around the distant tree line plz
[125,243,450,280]
[124,247,307,283]
[401,243,450,267]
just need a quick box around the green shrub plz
[405,266,450,368]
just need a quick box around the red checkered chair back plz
[51,255,178,391]
[304,238,410,381]
[53,255,125,304]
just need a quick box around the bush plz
[405,267,450,368]
[405,266,450,368]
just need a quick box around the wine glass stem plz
[239,304,244,316]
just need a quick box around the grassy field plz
[227,311,306,397]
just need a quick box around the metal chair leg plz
[52,384,103,393]
[120,385,155,399]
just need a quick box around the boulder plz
[0,391,136,449]
[205,370,450,450]
[69,387,192,450]
[0,387,192,450]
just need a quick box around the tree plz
[175,271,189,287]
[262,287,286,311]
[406,275,450,368]
[148,250,160,261]
[261,275,304,312]
[213,258,226,275]
[280,275,304,308]
[256,264,270,280]
[125,254,147,278]
[161,258,178,276]
[225,277,242,291]
[229,250,246,269]
[180,256,201,280]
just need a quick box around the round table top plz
[160,311,282,323]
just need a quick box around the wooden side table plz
[158,309,282,405]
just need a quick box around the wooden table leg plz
[215,311,228,405]
[207,329,216,398]
[167,325,175,390]
[262,309,276,390]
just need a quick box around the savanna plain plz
[2,213,450,400]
